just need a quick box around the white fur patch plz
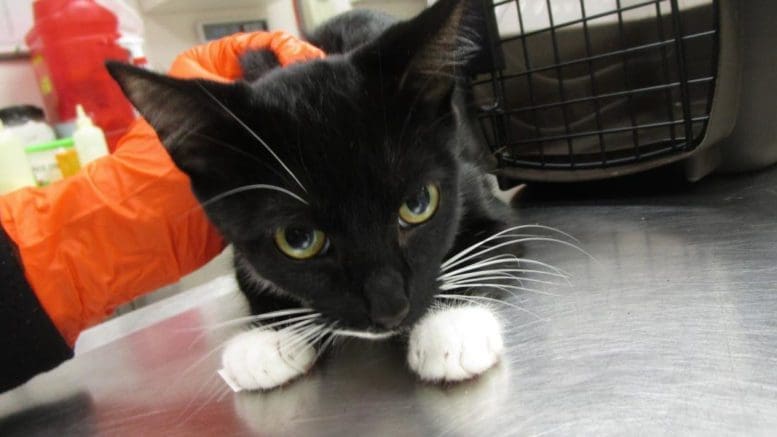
[220,329,316,391]
[407,305,503,382]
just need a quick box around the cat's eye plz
[399,183,440,227]
[274,227,328,259]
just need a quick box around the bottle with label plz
[0,120,36,195]
[26,138,78,186]
[73,104,109,165]
[25,0,136,149]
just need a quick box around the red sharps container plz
[25,0,137,151]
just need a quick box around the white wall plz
[137,0,431,70]
[0,0,40,110]
[0,0,430,110]
[353,0,426,19]
[265,0,300,36]
[141,6,272,70]
[0,59,44,112]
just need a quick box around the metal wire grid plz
[473,0,719,171]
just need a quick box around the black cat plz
[108,0,528,390]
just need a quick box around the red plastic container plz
[25,0,137,151]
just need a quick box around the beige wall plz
[141,6,271,70]
[0,0,40,110]
[128,0,428,71]
[0,0,429,109]
[0,59,43,111]
[353,0,426,20]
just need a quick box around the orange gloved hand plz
[0,31,324,346]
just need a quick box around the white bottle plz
[0,120,36,194]
[73,105,109,165]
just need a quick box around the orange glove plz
[0,31,324,346]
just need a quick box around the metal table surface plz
[2,168,777,436]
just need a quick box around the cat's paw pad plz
[221,329,316,391]
[407,305,503,382]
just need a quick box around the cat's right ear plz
[351,0,482,107]
[106,61,248,148]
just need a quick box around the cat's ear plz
[106,61,248,147]
[352,0,481,105]
[106,62,256,183]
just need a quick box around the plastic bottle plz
[96,0,150,68]
[0,105,57,148]
[25,0,137,151]
[73,104,109,165]
[0,120,36,195]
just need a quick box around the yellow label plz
[55,149,82,178]
[40,76,53,95]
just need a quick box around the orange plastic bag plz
[0,31,324,345]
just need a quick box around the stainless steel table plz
[2,168,777,436]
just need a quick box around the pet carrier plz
[471,0,777,184]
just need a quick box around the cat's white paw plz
[221,328,316,391]
[408,305,503,382]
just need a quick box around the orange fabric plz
[169,31,324,82]
[0,31,324,346]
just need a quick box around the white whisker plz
[440,282,518,299]
[216,385,232,403]
[279,324,325,357]
[442,232,539,270]
[279,317,320,335]
[441,224,581,269]
[195,82,307,193]
[189,310,318,332]
[444,236,595,272]
[444,275,563,290]
[254,313,322,330]
[184,312,320,351]
[191,132,274,169]
[318,331,336,352]
[439,282,560,297]
[502,318,549,333]
[175,375,222,426]
[312,326,338,363]
[295,324,334,358]
[179,341,230,379]
[442,273,526,286]
[332,329,397,340]
[441,254,570,278]
[284,328,325,356]
[434,294,548,320]
[440,271,565,287]
[440,267,568,282]
[200,184,308,208]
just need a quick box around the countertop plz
[2,167,776,436]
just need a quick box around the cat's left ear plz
[352,0,481,106]
[106,62,248,147]
[106,61,257,181]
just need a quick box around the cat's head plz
[107,0,484,334]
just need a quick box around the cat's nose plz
[364,269,409,330]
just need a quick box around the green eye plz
[399,183,440,227]
[274,227,328,260]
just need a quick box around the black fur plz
[106,0,514,333]
[306,9,396,53]
[239,50,280,82]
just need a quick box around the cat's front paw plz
[221,328,316,391]
[407,305,503,382]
